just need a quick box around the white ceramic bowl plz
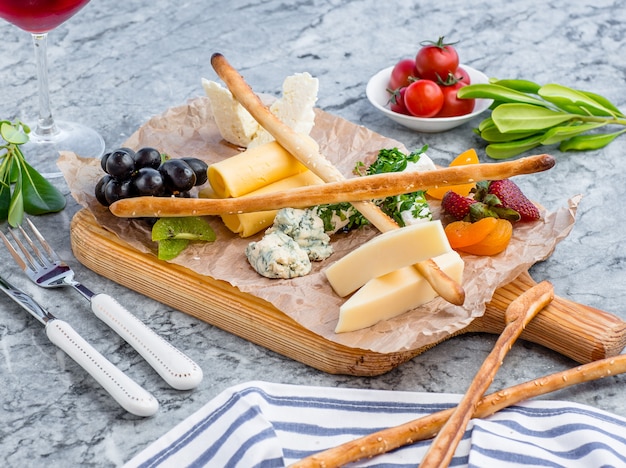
[366,64,493,133]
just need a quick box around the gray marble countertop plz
[2,0,626,466]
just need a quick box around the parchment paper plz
[58,96,578,354]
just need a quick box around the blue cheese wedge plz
[268,208,333,261]
[246,208,332,279]
[246,230,311,279]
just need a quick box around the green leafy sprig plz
[0,120,66,226]
[457,79,626,159]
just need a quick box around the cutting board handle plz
[472,271,626,363]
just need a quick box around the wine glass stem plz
[31,33,59,139]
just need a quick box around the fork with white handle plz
[1,218,203,391]
[0,273,159,417]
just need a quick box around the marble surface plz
[1,0,626,466]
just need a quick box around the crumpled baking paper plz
[58,96,578,354]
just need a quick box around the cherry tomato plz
[454,66,471,85]
[388,58,417,90]
[415,37,459,82]
[436,82,475,117]
[389,87,409,114]
[403,80,444,118]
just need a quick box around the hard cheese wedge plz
[324,220,451,297]
[335,250,464,333]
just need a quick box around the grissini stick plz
[419,280,554,468]
[292,352,626,468]
[210,53,467,305]
[109,154,555,218]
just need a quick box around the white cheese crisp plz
[201,79,259,147]
[202,73,318,148]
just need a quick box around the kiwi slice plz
[152,216,216,260]
[158,238,190,261]
[152,216,216,242]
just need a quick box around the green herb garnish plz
[0,120,66,226]
[457,80,626,159]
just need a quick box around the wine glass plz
[0,0,105,178]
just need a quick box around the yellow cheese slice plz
[219,170,324,237]
[324,220,451,297]
[208,141,308,198]
[334,250,464,333]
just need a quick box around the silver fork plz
[1,218,203,391]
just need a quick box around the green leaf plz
[479,124,539,143]
[578,90,624,118]
[540,122,607,145]
[457,83,548,107]
[0,121,29,145]
[539,84,617,117]
[559,129,626,152]
[485,133,545,160]
[20,160,66,215]
[0,177,11,223]
[8,165,24,227]
[489,78,541,94]
[477,116,495,133]
[491,103,576,133]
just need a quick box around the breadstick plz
[109,154,555,218]
[211,53,466,305]
[291,351,626,468]
[419,280,554,468]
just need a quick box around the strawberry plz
[483,179,540,222]
[441,191,477,220]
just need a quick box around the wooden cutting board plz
[70,209,626,376]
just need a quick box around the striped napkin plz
[124,381,626,467]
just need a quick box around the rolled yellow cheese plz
[335,250,464,333]
[217,170,324,237]
[208,140,309,198]
[324,220,452,297]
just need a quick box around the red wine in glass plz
[0,0,104,177]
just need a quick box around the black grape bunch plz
[95,147,208,208]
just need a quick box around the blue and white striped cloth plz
[125,381,626,467]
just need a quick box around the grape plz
[159,159,196,193]
[104,178,135,205]
[133,147,162,170]
[181,157,208,186]
[105,148,136,180]
[95,175,112,206]
[100,152,111,172]
[133,167,166,196]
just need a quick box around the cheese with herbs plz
[335,250,464,333]
[324,220,451,297]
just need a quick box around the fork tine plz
[0,230,30,271]
[25,218,61,263]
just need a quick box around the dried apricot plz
[427,148,479,200]
[457,219,513,256]
[444,217,498,249]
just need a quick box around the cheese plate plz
[61,96,626,375]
